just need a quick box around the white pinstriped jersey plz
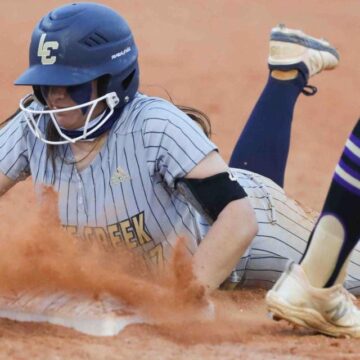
[2,93,360,293]
[0,93,219,266]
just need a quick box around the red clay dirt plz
[0,0,360,359]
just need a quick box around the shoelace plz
[340,287,357,304]
[337,287,360,317]
[324,287,357,323]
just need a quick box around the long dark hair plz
[143,85,212,137]
[176,104,211,138]
[1,96,33,128]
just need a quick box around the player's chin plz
[54,111,84,130]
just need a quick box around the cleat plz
[266,263,360,338]
[268,24,339,79]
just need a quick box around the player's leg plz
[224,167,360,293]
[300,120,360,288]
[266,119,360,337]
[222,168,315,289]
[229,25,338,187]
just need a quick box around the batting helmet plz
[16,2,139,108]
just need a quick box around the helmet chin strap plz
[60,110,107,142]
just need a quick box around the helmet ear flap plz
[101,62,139,107]
[33,86,47,106]
[97,75,110,97]
[122,69,136,90]
[97,71,136,93]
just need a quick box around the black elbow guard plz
[175,172,247,224]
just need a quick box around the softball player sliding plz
[0,2,358,338]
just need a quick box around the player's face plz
[42,80,106,130]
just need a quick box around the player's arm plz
[142,102,257,291]
[0,111,31,191]
[179,151,258,293]
[0,172,17,196]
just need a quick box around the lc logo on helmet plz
[37,34,59,65]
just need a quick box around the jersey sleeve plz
[0,112,30,181]
[142,101,218,189]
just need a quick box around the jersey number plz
[37,34,59,65]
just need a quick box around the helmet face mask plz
[20,92,120,145]
[15,2,139,144]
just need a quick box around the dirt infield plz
[1,0,360,359]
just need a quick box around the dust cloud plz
[0,180,270,343]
